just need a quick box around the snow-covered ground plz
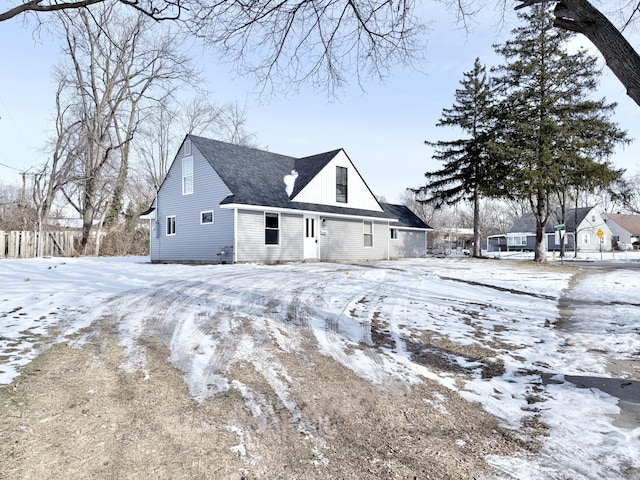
[1,255,638,479]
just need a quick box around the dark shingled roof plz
[189,135,395,220]
[509,207,594,233]
[381,203,432,229]
[292,151,341,198]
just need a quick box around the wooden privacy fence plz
[0,230,78,259]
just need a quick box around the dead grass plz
[0,315,529,480]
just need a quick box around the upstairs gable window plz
[182,157,193,195]
[184,138,192,156]
[336,166,347,203]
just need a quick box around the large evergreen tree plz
[492,4,627,262]
[416,58,500,258]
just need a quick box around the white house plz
[603,213,640,250]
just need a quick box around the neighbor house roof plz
[604,213,640,235]
[381,203,432,230]
[189,135,395,220]
[509,207,594,233]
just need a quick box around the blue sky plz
[0,4,638,203]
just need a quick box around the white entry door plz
[303,215,319,259]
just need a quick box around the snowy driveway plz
[0,256,638,479]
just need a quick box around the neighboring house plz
[141,135,431,263]
[507,207,613,253]
[604,213,640,249]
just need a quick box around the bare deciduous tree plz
[0,0,182,22]
[6,1,640,104]
[52,2,196,254]
[135,95,255,192]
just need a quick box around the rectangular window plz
[182,157,193,195]
[265,212,279,245]
[364,220,373,247]
[184,138,192,156]
[582,233,590,244]
[166,215,176,236]
[390,228,398,240]
[201,210,214,224]
[305,217,315,238]
[336,166,347,203]
[508,235,526,246]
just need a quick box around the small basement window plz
[201,210,214,224]
[265,212,280,245]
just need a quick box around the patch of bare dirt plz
[1,316,531,480]
[0,323,243,480]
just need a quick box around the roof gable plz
[187,135,391,219]
[291,150,341,198]
[291,149,383,212]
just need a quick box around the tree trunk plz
[472,187,482,258]
[81,207,94,254]
[532,190,548,262]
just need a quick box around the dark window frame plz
[166,215,176,236]
[200,210,214,225]
[265,212,280,245]
[336,166,348,203]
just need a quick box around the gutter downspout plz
[387,222,390,260]
[233,208,238,263]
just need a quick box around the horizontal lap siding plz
[390,230,426,258]
[319,218,387,261]
[151,143,233,262]
[236,210,303,262]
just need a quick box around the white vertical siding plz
[236,210,304,262]
[150,141,234,262]
[292,151,382,211]
[319,218,388,261]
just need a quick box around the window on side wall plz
[364,220,373,247]
[265,212,279,245]
[336,166,347,203]
[166,215,176,236]
[182,157,193,195]
[390,228,398,240]
[201,210,214,225]
[582,233,590,244]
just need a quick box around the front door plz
[303,215,319,259]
